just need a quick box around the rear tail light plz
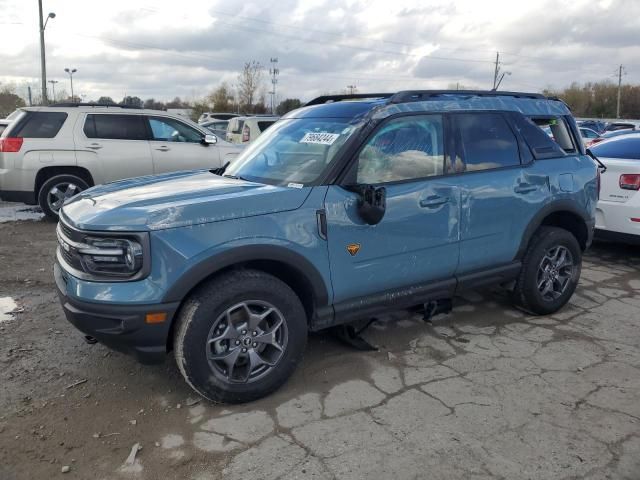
[0,137,23,153]
[587,138,604,147]
[242,125,250,143]
[619,174,640,191]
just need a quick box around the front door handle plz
[419,195,449,208]
[155,146,170,152]
[86,143,102,150]
[514,183,537,194]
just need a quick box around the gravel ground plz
[0,201,639,480]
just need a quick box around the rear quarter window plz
[257,121,276,132]
[12,112,68,138]
[591,137,640,160]
[84,114,148,140]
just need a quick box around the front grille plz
[57,220,85,272]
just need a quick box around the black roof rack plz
[389,90,546,104]
[305,93,393,106]
[49,102,143,109]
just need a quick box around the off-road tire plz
[37,174,89,220]
[174,269,307,403]
[513,226,582,315]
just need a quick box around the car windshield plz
[224,118,360,186]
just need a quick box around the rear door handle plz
[155,146,170,152]
[419,195,449,208]
[86,143,102,150]
[514,183,537,194]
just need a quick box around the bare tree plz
[237,61,264,110]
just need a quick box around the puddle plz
[0,297,19,323]
[0,203,45,223]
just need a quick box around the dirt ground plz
[0,201,639,480]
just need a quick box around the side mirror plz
[202,134,217,146]
[346,184,386,225]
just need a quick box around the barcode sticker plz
[299,132,340,145]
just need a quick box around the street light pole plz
[64,68,77,102]
[38,2,56,104]
[48,79,58,102]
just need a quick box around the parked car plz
[579,127,600,146]
[198,112,239,124]
[226,115,279,144]
[577,120,607,134]
[0,104,241,218]
[587,128,638,147]
[604,121,639,132]
[55,90,597,403]
[0,120,10,136]
[591,133,640,243]
[201,119,229,138]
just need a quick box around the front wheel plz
[37,174,89,220]
[513,226,582,315]
[174,269,307,403]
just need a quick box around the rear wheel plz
[513,226,582,315]
[174,269,307,403]
[37,174,88,220]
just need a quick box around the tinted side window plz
[257,121,276,132]
[454,113,520,171]
[356,115,444,184]
[591,137,640,160]
[13,112,67,138]
[84,114,148,140]
[511,114,565,160]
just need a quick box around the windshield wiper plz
[210,161,230,176]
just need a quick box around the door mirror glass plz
[203,134,217,145]
[346,184,386,225]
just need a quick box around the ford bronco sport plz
[54,91,599,403]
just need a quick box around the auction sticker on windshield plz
[299,132,340,145]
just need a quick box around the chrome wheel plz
[206,300,288,384]
[47,182,82,212]
[536,245,574,301]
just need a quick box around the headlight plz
[56,221,149,280]
[79,237,144,276]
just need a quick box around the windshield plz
[225,118,360,186]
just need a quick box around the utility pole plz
[616,64,625,119]
[347,85,357,95]
[492,52,499,90]
[48,79,58,102]
[38,3,56,104]
[38,0,47,104]
[269,58,279,115]
[28,86,33,106]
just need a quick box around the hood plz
[61,170,311,231]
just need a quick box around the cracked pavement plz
[0,205,639,479]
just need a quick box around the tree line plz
[544,81,640,119]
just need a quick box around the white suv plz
[226,115,279,144]
[0,104,241,218]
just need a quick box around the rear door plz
[447,112,549,273]
[77,113,153,184]
[146,115,221,173]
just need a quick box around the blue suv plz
[54,90,598,403]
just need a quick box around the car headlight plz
[56,221,150,280]
[79,237,144,276]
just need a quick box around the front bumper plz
[54,262,180,364]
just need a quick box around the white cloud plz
[0,0,638,103]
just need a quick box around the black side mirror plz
[346,184,386,225]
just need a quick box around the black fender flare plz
[515,200,594,259]
[161,244,330,308]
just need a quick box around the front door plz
[324,114,460,305]
[147,116,221,173]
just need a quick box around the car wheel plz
[37,174,89,220]
[174,269,307,403]
[513,226,582,315]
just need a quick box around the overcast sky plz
[1,0,638,104]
